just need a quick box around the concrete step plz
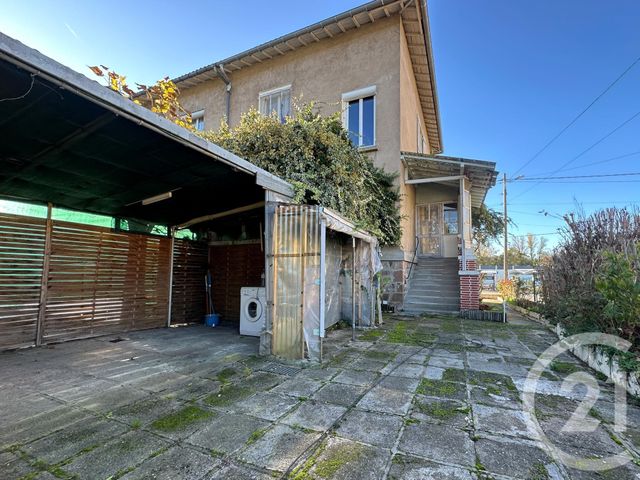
[409,279,460,286]
[405,258,461,313]
[404,295,460,305]
[403,305,459,314]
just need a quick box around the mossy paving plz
[289,439,365,479]
[151,405,214,432]
[416,378,465,398]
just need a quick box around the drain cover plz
[257,362,301,377]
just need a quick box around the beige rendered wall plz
[179,16,436,257]
[397,22,432,256]
[415,183,458,205]
[179,16,401,175]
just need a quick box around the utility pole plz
[502,173,508,281]
[502,173,508,323]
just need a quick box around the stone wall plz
[381,259,409,309]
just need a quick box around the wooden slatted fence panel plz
[43,221,172,343]
[209,243,264,322]
[0,213,46,349]
[171,239,207,324]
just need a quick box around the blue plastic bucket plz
[204,313,220,327]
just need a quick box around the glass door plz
[416,203,443,256]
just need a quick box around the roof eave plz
[0,32,293,199]
[419,0,443,154]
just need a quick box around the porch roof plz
[0,33,293,227]
[401,152,498,208]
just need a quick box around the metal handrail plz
[407,236,420,282]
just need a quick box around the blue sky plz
[2,0,639,246]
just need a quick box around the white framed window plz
[259,85,291,123]
[416,116,426,154]
[191,109,205,131]
[342,85,376,148]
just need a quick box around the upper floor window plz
[342,86,376,148]
[259,85,291,123]
[191,110,205,131]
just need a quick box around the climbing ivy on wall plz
[201,105,402,245]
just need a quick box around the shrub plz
[541,207,640,355]
[497,279,517,301]
[201,105,401,245]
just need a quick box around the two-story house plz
[173,0,497,313]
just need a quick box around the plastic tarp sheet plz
[271,204,382,362]
[324,233,344,329]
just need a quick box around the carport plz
[0,33,292,351]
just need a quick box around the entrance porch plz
[400,153,498,313]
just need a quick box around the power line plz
[527,150,640,176]
[518,179,640,184]
[489,200,640,207]
[511,54,640,177]
[518,171,640,181]
[512,108,640,199]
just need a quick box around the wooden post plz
[166,228,175,328]
[35,203,53,346]
[351,236,356,341]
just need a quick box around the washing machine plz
[240,287,266,336]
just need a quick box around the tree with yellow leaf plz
[88,65,193,130]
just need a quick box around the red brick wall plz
[459,257,480,310]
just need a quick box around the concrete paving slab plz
[238,424,321,472]
[295,367,340,382]
[21,416,128,464]
[64,430,172,479]
[119,445,220,480]
[469,385,521,410]
[475,436,557,479]
[312,383,366,407]
[399,422,475,467]
[412,396,471,428]
[203,462,274,479]
[424,365,445,380]
[332,369,379,387]
[388,454,476,479]
[111,395,182,426]
[352,358,389,372]
[473,403,531,438]
[270,377,324,398]
[0,450,35,479]
[428,355,465,370]
[290,436,390,480]
[378,375,420,392]
[388,363,426,379]
[232,392,300,421]
[357,384,414,415]
[335,409,403,448]
[186,413,271,454]
[539,416,628,456]
[281,401,347,432]
[0,405,91,450]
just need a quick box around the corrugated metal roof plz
[401,152,498,207]
[0,32,293,226]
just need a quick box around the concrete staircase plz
[403,257,460,314]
